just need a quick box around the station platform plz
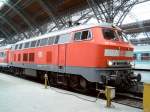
[0,73,142,112]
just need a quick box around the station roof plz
[121,19,150,34]
[0,0,149,43]
[0,0,90,38]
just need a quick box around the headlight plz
[108,61,113,66]
[130,61,135,66]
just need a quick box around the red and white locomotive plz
[0,23,141,90]
[0,45,11,71]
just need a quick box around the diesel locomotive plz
[0,23,141,91]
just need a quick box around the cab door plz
[58,44,66,73]
[57,34,71,73]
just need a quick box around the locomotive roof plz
[15,23,115,45]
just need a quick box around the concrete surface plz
[0,73,142,112]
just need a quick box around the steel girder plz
[37,0,67,30]
[0,24,13,38]
[86,0,104,23]
[7,1,37,38]
[0,16,18,34]
[70,9,94,25]
[6,0,42,40]
[7,1,33,29]
[0,1,19,39]
[0,0,43,41]
[9,0,43,36]
[86,0,140,25]
[138,0,150,4]
[0,0,30,39]
[0,29,9,38]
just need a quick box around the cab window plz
[40,38,48,46]
[31,41,37,47]
[58,34,71,44]
[81,31,90,40]
[103,29,116,40]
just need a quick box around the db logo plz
[38,51,43,58]
[120,50,125,56]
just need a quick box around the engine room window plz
[58,34,71,44]
[54,36,59,44]
[37,40,40,47]
[48,37,55,45]
[15,45,18,50]
[24,42,30,48]
[0,52,2,57]
[31,41,37,47]
[103,29,117,40]
[40,38,48,46]
[0,52,5,57]
[19,44,22,49]
[11,45,15,50]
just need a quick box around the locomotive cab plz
[96,25,141,90]
[102,27,133,67]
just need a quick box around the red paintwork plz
[8,26,133,68]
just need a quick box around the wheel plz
[70,75,79,88]
[79,77,87,89]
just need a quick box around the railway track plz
[113,97,143,109]
[48,84,143,109]
[114,92,143,109]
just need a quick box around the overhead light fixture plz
[0,0,7,10]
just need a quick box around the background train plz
[0,23,141,91]
[133,45,150,70]
[0,45,11,71]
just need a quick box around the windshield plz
[103,29,118,40]
[103,28,129,42]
